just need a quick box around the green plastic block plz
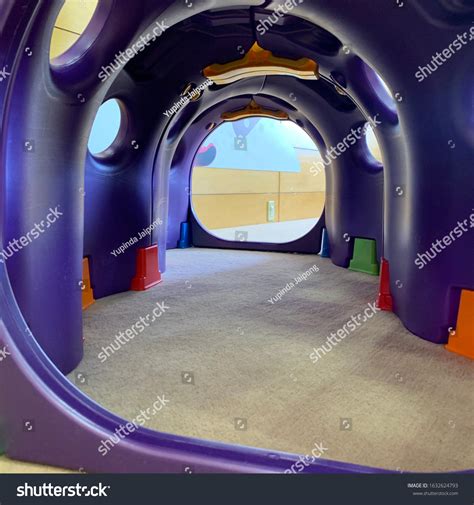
[349,238,380,275]
[0,418,6,455]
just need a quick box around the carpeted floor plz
[69,248,474,472]
[0,455,73,474]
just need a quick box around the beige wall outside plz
[50,0,98,59]
[192,150,326,230]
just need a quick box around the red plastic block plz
[131,245,162,291]
[376,257,393,311]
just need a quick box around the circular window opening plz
[365,123,383,164]
[191,117,325,244]
[88,99,126,156]
[49,0,99,61]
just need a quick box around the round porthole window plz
[191,117,325,244]
[49,0,99,61]
[88,99,126,156]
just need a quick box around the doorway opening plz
[191,118,325,244]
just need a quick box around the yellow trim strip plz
[221,99,289,121]
[204,42,319,86]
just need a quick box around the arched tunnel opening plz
[0,0,472,477]
[189,116,326,244]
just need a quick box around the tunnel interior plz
[0,0,473,474]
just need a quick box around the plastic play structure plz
[0,0,473,473]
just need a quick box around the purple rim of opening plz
[362,64,398,124]
[91,98,130,164]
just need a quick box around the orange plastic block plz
[131,245,162,291]
[445,289,474,360]
[81,257,95,310]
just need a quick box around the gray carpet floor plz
[70,248,474,472]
